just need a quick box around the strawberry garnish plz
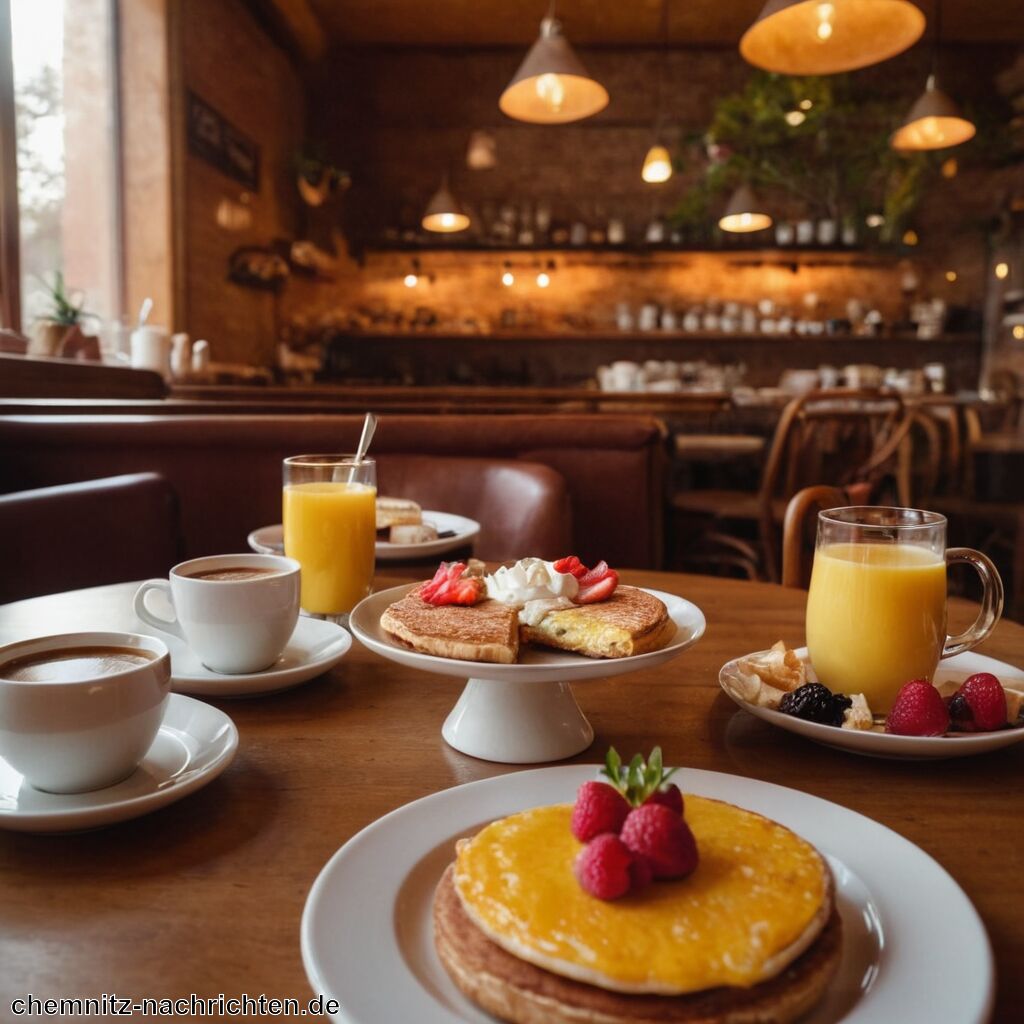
[418,562,484,606]
[553,556,588,579]
[577,570,618,603]
[578,560,610,586]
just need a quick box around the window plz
[1,0,120,334]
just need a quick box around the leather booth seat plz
[0,414,665,569]
[0,473,181,603]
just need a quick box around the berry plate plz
[719,647,1024,760]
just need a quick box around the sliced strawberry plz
[577,571,618,604]
[578,560,610,586]
[553,556,588,579]
[418,562,485,605]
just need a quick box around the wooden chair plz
[781,485,849,589]
[673,390,910,581]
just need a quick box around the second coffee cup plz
[134,554,301,673]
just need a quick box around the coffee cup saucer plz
[134,616,352,698]
[0,694,237,833]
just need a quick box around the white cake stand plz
[349,585,706,764]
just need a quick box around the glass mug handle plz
[943,548,1004,659]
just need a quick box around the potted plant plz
[28,271,95,358]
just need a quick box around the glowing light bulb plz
[945,270,957,283]
[403,274,418,288]
[799,99,813,111]
[1014,325,1024,340]
[536,271,551,288]
[785,110,806,126]
[816,3,835,41]
[642,145,672,183]
[996,262,1010,280]
[534,73,566,113]
[502,271,515,287]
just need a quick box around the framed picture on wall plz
[187,91,260,191]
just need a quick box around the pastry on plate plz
[376,496,422,530]
[380,594,519,664]
[521,585,676,659]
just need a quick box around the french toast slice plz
[521,586,675,659]
[380,594,519,664]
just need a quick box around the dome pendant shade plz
[719,185,773,233]
[499,17,609,124]
[422,178,470,233]
[642,144,673,183]
[891,75,976,151]
[740,0,926,75]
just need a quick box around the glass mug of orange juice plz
[806,507,1004,713]
[283,455,377,621]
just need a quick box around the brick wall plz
[180,0,305,365]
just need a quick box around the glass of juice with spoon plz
[283,454,377,624]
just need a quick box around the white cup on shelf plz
[130,325,171,378]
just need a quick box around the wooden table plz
[1,572,1021,1021]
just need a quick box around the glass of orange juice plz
[806,507,1003,712]
[283,455,377,622]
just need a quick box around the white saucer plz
[249,511,480,563]
[0,694,238,833]
[350,584,706,763]
[720,647,1024,759]
[301,765,993,1024]
[150,615,352,698]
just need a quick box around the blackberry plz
[779,683,852,727]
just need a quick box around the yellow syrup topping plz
[454,797,829,994]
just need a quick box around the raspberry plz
[643,783,684,816]
[574,834,634,900]
[628,855,653,890]
[571,781,630,842]
[620,804,699,880]
[949,673,1007,732]
[886,679,950,736]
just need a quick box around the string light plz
[403,273,418,288]
[501,262,515,287]
[866,213,885,228]
[941,158,958,179]
[1014,325,1024,340]
[799,99,813,111]
[537,271,551,288]
[785,110,806,126]
[902,229,919,246]
[945,270,957,283]
[996,262,1009,280]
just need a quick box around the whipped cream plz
[485,558,579,609]
[519,596,576,627]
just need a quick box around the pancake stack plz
[434,799,841,1024]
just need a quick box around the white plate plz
[351,585,705,685]
[301,765,993,1024]
[720,647,1024,760]
[0,694,238,832]
[248,511,481,562]
[153,615,352,698]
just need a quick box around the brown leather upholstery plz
[378,456,570,561]
[0,473,181,603]
[0,414,665,567]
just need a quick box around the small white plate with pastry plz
[248,503,480,563]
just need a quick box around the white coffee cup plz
[134,554,301,674]
[130,324,171,378]
[0,631,171,793]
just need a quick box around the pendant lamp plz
[642,145,673,184]
[422,176,470,233]
[891,74,976,150]
[740,0,925,76]
[641,0,673,184]
[719,185,773,233]
[499,7,609,124]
